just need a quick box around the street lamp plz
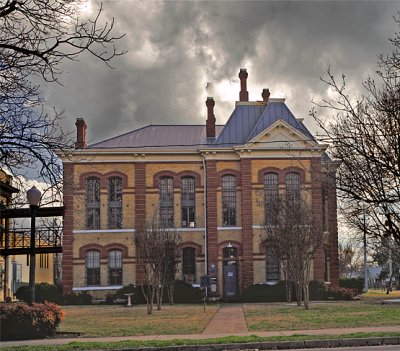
[27,186,41,303]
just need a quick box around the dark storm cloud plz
[42,0,399,144]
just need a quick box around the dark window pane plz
[181,177,195,227]
[108,250,122,285]
[182,247,196,283]
[108,177,122,229]
[86,250,100,286]
[264,173,279,225]
[160,177,174,227]
[86,178,100,229]
[222,175,236,226]
[285,172,300,204]
[266,248,279,281]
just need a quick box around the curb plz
[109,336,400,351]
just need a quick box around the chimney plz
[206,97,216,139]
[238,68,249,102]
[262,88,270,104]
[75,118,87,149]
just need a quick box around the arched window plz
[181,177,195,227]
[108,177,122,229]
[108,250,122,285]
[182,247,196,283]
[266,248,279,281]
[222,175,236,226]
[160,177,174,227]
[86,177,100,229]
[264,173,279,225]
[285,172,301,204]
[86,250,100,286]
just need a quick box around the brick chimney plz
[262,88,270,104]
[206,97,216,139]
[75,118,87,149]
[239,68,249,102]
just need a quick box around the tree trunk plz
[285,280,292,303]
[296,282,302,306]
[303,284,310,310]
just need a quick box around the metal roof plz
[89,125,224,149]
[247,102,315,142]
[89,101,316,150]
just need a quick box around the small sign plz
[227,272,233,277]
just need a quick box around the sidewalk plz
[2,303,400,348]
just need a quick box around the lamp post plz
[27,186,41,303]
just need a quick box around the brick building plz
[59,69,339,298]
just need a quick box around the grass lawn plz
[363,288,400,301]
[59,304,219,337]
[244,301,400,331]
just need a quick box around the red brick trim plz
[177,171,202,187]
[79,244,103,259]
[153,171,178,188]
[282,166,306,184]
[177,242,203,256]
[79,172,104,189]
[218,240,242,256]
[104,172,128,188]
[257,167,282,184]
[217,169,242,186]
[103,243,128,258]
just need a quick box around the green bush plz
[238,281,288,302]
[16,283,63,304]
[0,302,64,340]
[340,278,363,295]
[63,291,93,305]
[325,286,356,300]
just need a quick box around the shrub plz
[239,281,288,302]
[325,286,356,300]
[16,283,63,304]
[340,278,364,295]
[62,292,93,305]
[0,302,64,341]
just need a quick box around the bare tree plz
[135,215,180,314]
[311,14,400,247]
[263,197,323,310]
[338,240,364,279]
[0,0,125,191]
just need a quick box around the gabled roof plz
[247,102,315,142]
[88,100,316,150]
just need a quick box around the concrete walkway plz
[203,303,248,334]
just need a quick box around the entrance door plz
[223,262,237,297]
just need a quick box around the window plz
[160,177,174,227]
[86,177,100,229]
[285,172,301,204]
[222,175,236,226]
[86,250,100,286]
[108,177,122,229]
[182,247,196,283]
[266,248,280,281]
[108,250,122,285]
[264,173,279,225]
[181,177,195,227]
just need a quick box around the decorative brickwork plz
[217,169,242,186]
[241,158,254,288]
[79,243,128,259]
[310,158,324,281]
[205,160,218,278]
[62,163,74,294]
[135,163,146,284]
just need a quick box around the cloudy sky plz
[43,0,399,145]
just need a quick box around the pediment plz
[244,120,318,150]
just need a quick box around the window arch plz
[108,176,122,229]
[181,177,195,227]
[222,175,236,226]
[264,173,279,225]
[160,177,174,227]
[86,250,100,286]
[86,177,100,229]
[182,247,196,283]
[108,250,122,285]
[285,172,301,204]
